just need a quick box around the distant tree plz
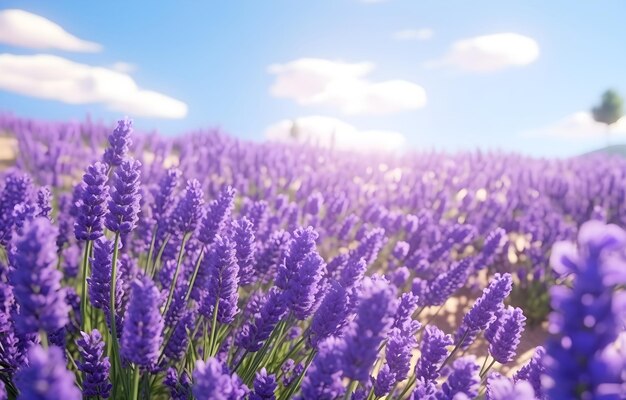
[289,120,300,141]
[592,89,623,146]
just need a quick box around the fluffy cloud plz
[0,9,101,52]
[265,115,406,152]
[268,58,426,116]
[111,62,137,74]
[428,33,539,72]
[0,54,187,119]
[393,28,434,41]
[522,112,626,140]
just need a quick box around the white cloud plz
[265,115,406,152]
[268,58,426,115]
[111,62,137,74]
[522,112,626,140]
[0,54,187,119]
[428,33,539,72]
[0,9,101,52]
[393,28,434,41]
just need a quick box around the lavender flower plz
[120,276,164,369]
[192,357,248,400]
[233,217,256,286]
[88,238,116,310]
[392,292,420,331]
[0,281,13,333]
[61,244,81,278]
[151,167,181,221]
[250,368,277,400]
[386,326,417,382]
[36,186,52,219]
[164,307,197,364]
[456,273,512,348]
[412,379,437,400]
[513,346,545,398]
[74,162,108,241]
[105,159,142,234]
[255,230,290,280]
[305,192,323,216]
[309,280,350,347]
[337,214,358,241]
[246,200,268,233]
[348,228,386,267]
[475,227,506,269]
[373,364,395,397]
[276,226,318,290]
[198,186,236,245]
[0,380,5,400]
[12,201,37,235]
[10,217,69,335]
[437,356,480,400]
[14,346,80,400]
[240,288,287,352]
[338,257,366,290]
[392,241,410,260]
[282,251,325,320]
[343,276,397,381]
[171,179,205,235]
[76,329,112,398]
[486,374,535,400]
[164,368,191,400]
[201,235,240,324]
[103,118,133,167]
[423,258,473,306]
[301,337,346,400]
[0,171,32,246]
[415,325,453,383]
[487,306,526,364]
[544,221,626,399]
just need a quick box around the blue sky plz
[0,1,625,157]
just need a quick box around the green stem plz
[396,376,415,400]
[203,319,210,361]
[438,329,468,372]
[162,234,189,316]
[152,234,171,277]
[109,234,122,393]
[80,240,92,332]
[272,336,305,374]
[39,330,48,349]
[280,350,316,400]
[232,350,249,373]
[183,247,205,303]
[387,381,400,399]
[479,355,490,376]
[208,297,221,358]
[344,380,358,400]
[131,366,141,400]
[365,385,375,400]
[242,319,288,384]
[145,227,157,276]
[480,358,497,378]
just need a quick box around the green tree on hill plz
[592,89,623,146]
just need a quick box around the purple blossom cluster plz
[0,114,624,399]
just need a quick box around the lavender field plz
[0,114,625,400]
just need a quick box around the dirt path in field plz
[0,135,17,169]
[421,291,547,376]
